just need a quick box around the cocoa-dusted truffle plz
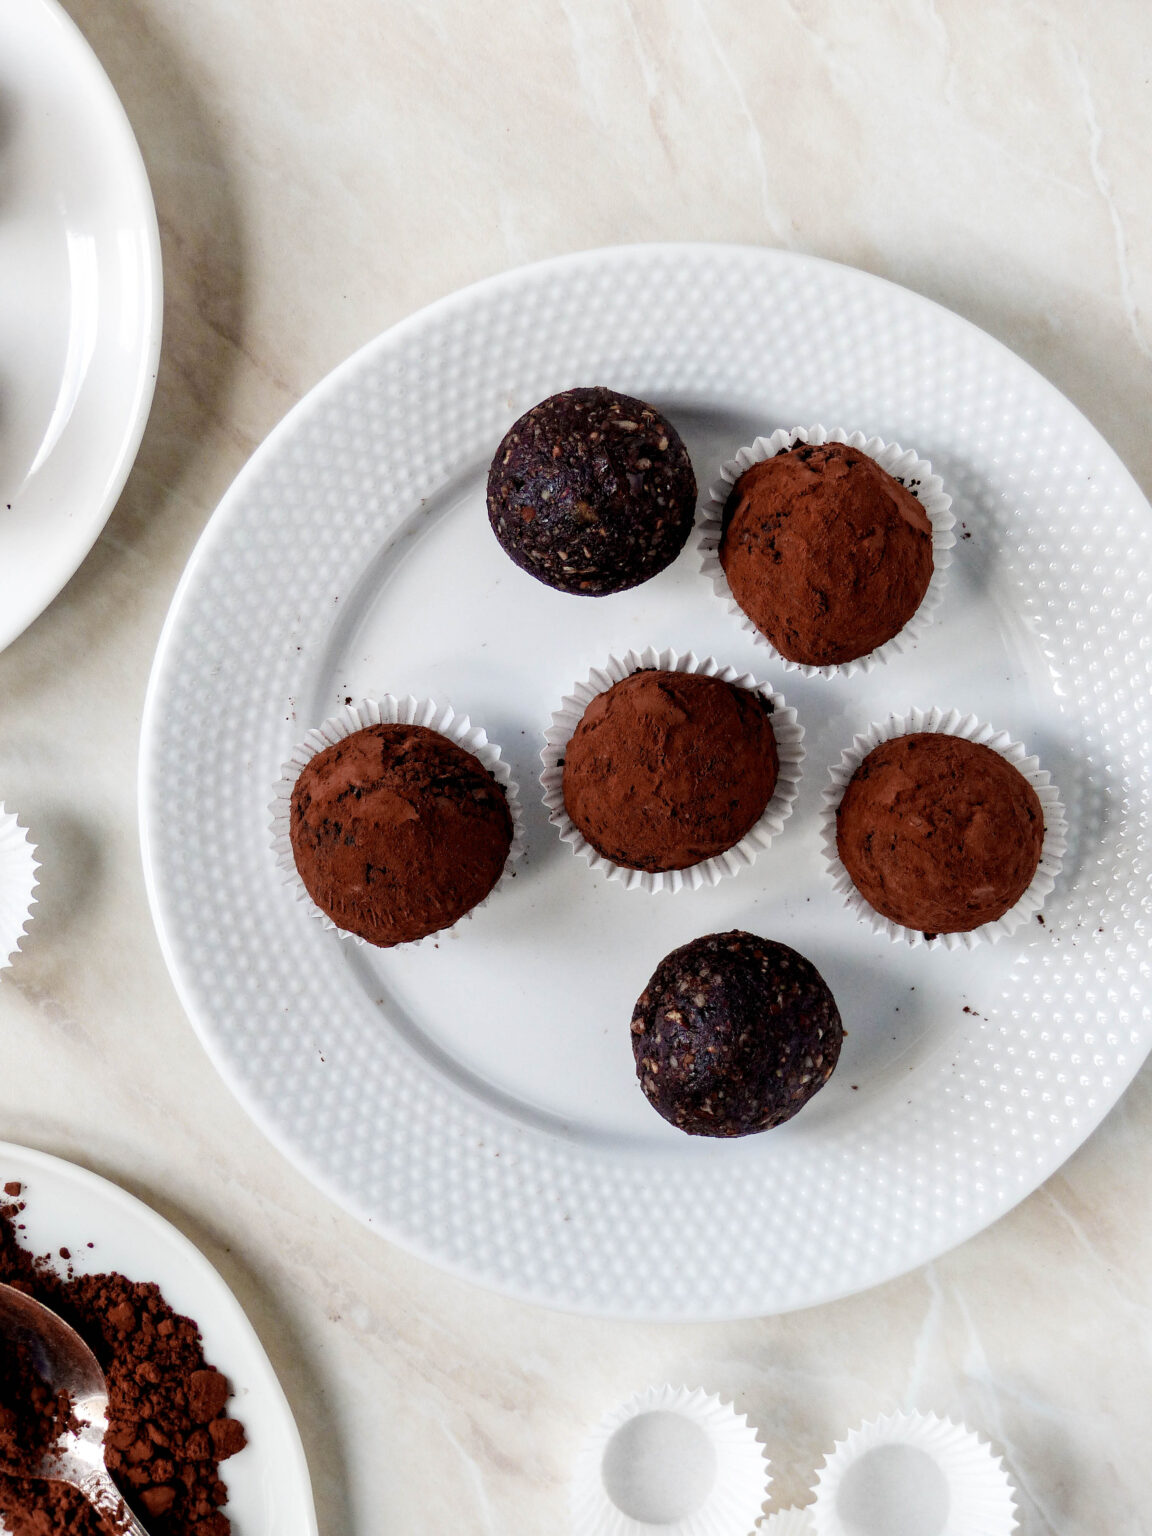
[631,931,843,1137]
[720,441,934,666]
[290,723,513,947]
[562,670,778,872]
[487,386,697,596]
[835,733,1045,936]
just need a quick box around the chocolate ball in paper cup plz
[540,646,804,893]
[821,707,1067,951]
[270,696,524,948]
[571,1384,770,1536]
[0,805,39,968]
[699,426,955,680]
[809,1411,1019,1536]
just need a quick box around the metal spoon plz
[0,1281,149,1534]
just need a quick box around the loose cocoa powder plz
[0,1340,73,1480]
[0,1185,246,1536]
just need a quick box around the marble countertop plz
[2,2,1151,1531]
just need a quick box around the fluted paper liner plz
[270,696,524,948]
[541,646,804,893]
[699,425,955,680]
[0,805,38,969]
[809,1411,1018,1536]
[572,1384,770,1536]
[761,1511,816,1535]
[820,707,1067,951]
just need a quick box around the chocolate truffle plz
[487,386,697,595]
[562,670,779,872]
[720,441,934,666]
[290,723,513,947]
[631,931,843,1137]
[835,733,1045,936]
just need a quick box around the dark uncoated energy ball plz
[486,386,697,595]
[630,931,843,1137]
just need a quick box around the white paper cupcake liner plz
[540,646,804,894]
[572,1384,770,1536]
[761,1509,816,1535]
[699,426,955,680]
[0,805,39,970]
[820,706,1067,951]
[270,695,524,948]
[809,1411,1018,1536]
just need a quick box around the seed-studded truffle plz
[562,670,779,872]
[720,441,934,666]
[630,931,843,1137]
[289,723,513,947]
[835,732,1045,935]
[487,386,697,595]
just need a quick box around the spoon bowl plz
[0,1281,149,1534]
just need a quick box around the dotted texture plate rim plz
[139,244,1152,1319]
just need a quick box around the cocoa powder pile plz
[0,1183,246,1536]
[0,1338,73,1479]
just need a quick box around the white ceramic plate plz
[140,244,1152,1319]
[0,1142,317,1536]
[0,0,162,653]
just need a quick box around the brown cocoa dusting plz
[720,443,934,666]
[290,722,512,947]
[562,671,779,872]
[0,1190,245,1536]
[0,1342,74,1482]
[836,734,1044,935]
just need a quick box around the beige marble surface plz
[2,1,1151,1531]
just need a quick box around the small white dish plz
[0,0,162,652]
[0,1141,318,1536]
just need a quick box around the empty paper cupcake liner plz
[809,1411,1018,1536]
[270,695,524,948]
[540,646,804,894]
[761,1510,816,1535]
[0,805,39,970]
[571,1384,770,1536]
[699,425,955,680]
[820,706,1067,951]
